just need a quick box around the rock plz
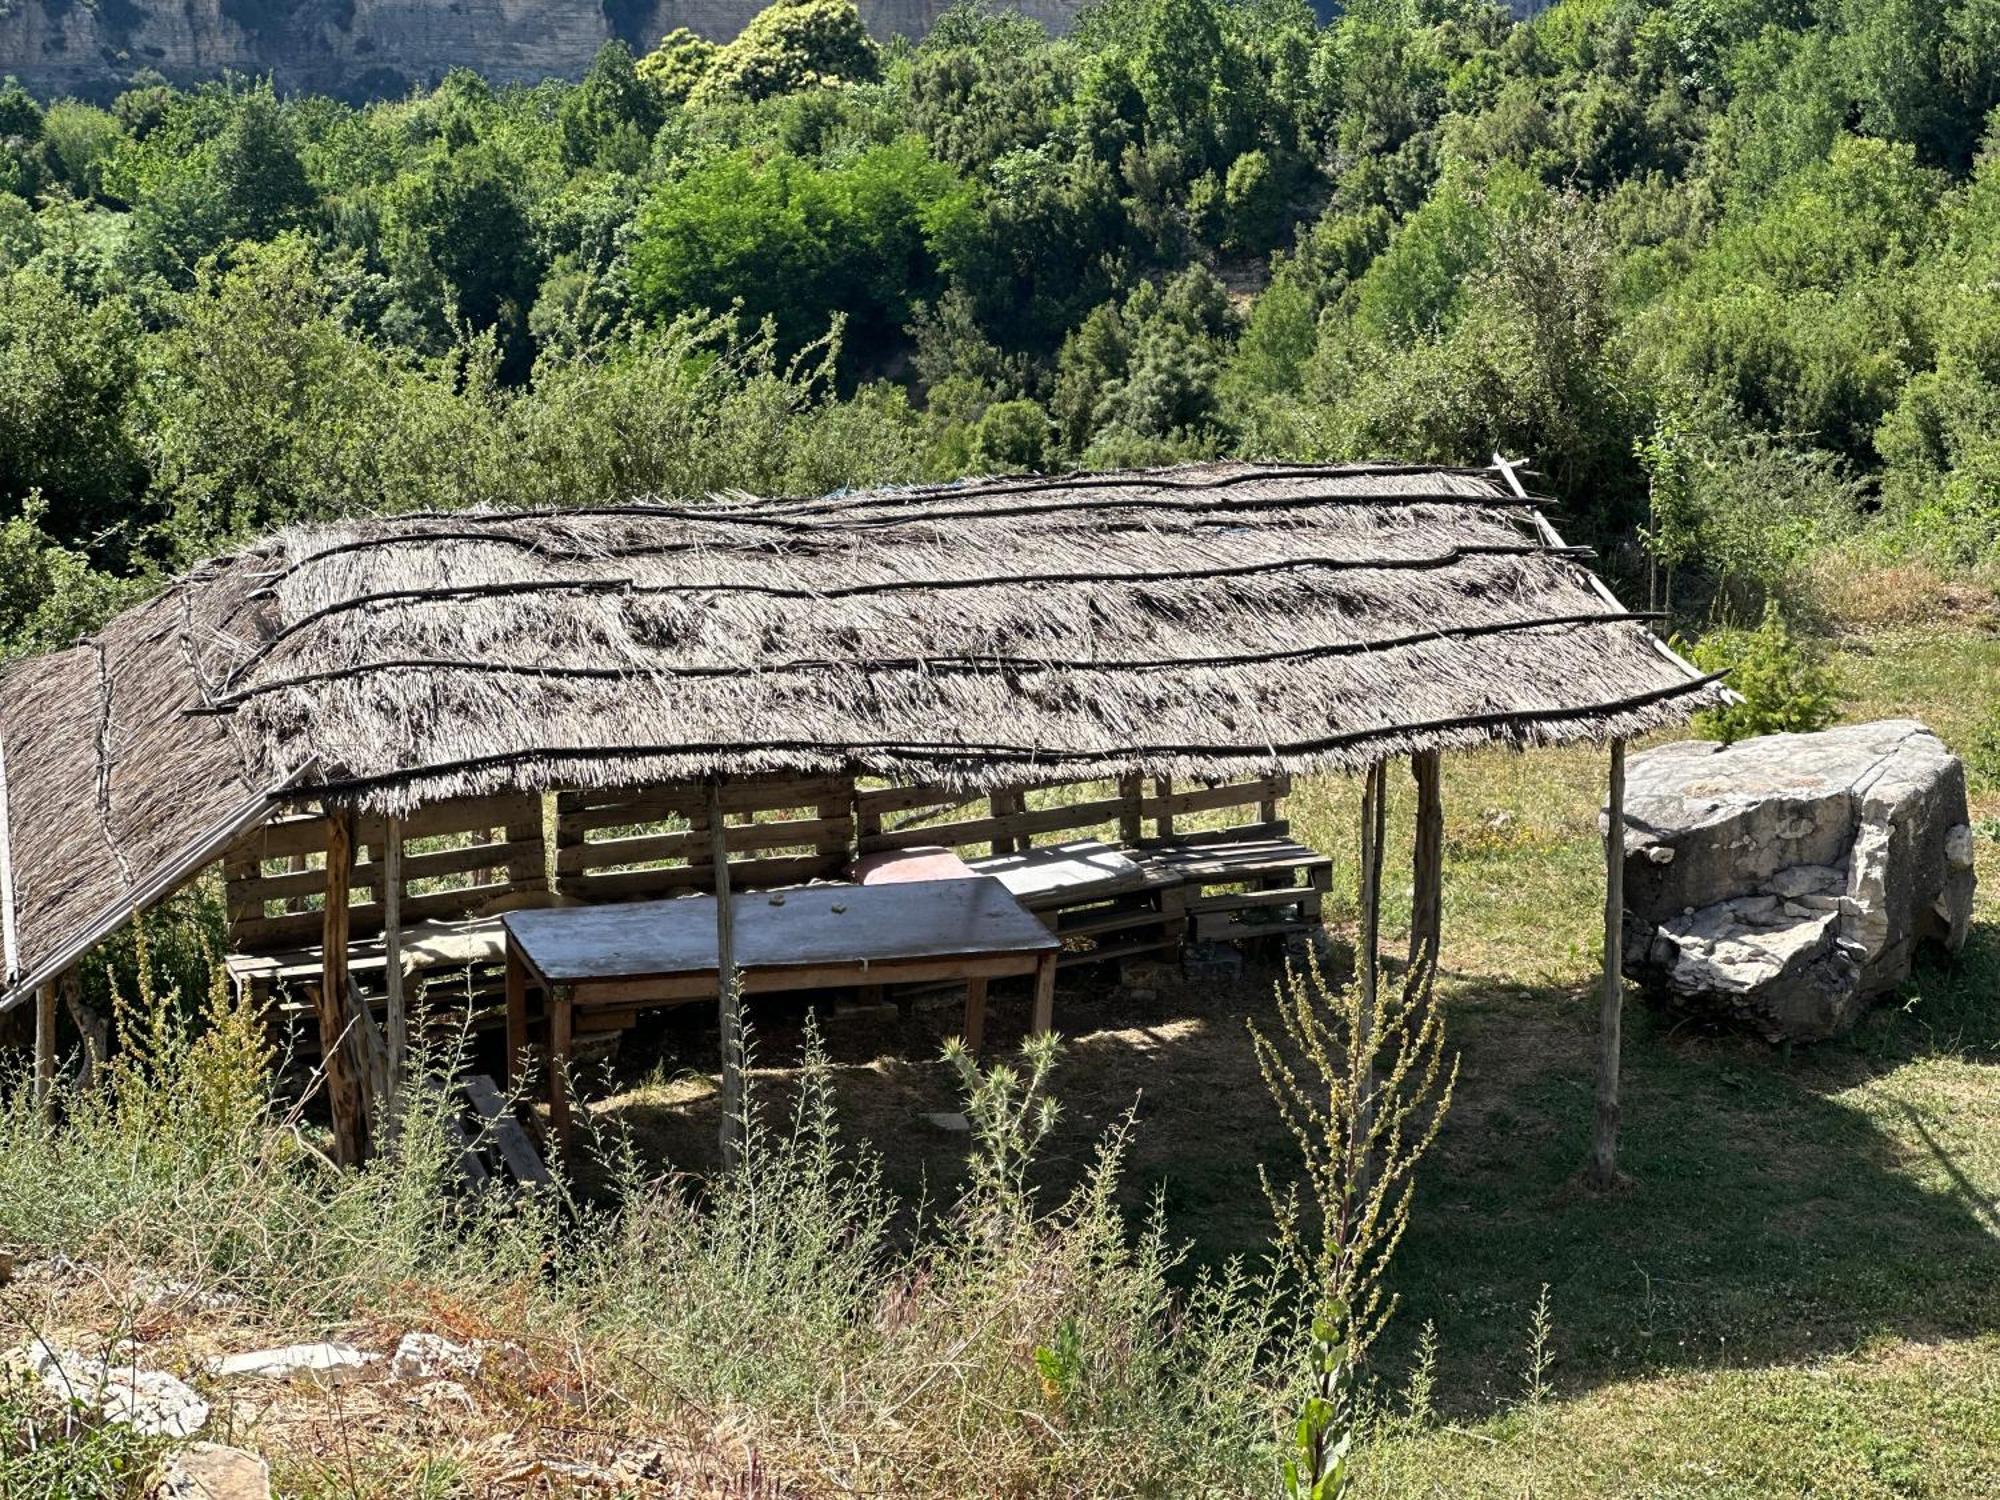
[19,1339,209,1439]
[391,1332,482,1384]
[151,1442,271,1500]
[923,1111,971,1133]
[1621,720,1977,1042]
[207,1343,378,1385]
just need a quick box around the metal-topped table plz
[503,877,1061,1145]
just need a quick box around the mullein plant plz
[1254,947,1459,1497]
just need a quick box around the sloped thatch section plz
[0,460,1723,1005]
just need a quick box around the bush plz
[1686,602,1840,743]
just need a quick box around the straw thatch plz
[0,460,1723,1005]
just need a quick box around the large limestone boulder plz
[1619,720,1977,1042]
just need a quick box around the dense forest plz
[4,0,2000,657]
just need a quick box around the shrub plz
[1686,601,1840,743]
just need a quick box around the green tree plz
[692,0,881,106]
[0,268,144,547]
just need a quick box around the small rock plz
[923,1111,970,1133]
[20,1339,209,1439]
[151,1442,271,1500]
[208,1343,378,1385]
[391,1332,482,1384]
[0,1249,13,1286]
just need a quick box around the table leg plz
[964,976,988,1054]
[549,986,574,1155]
[1031,953,1056,1036]
[504,945,528,1090]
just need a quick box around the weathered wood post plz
[1354,761,1388,1184]
[382,815,406,1117]
[319,805,372,1166]
[1408,750,1443,975]
[32,979,55,1121]
[1590,738,1628,1189]
[707,780,744,1172]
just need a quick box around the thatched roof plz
[0,460,1722,1006]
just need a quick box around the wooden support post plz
[549,987,574,1151]
[708,781,744,1172]
[59,969,104,1094]
[382,816,406,1113]
[1408,750,1443,974]
[504,944,529,1090]
[1031,952,1057,1036]
[1590,739,1628,1190]
[963,975,988,1054]
[1117,774,1144,846]
[319,805,371,1167]
[1355,762,1388,1182]
[33,980,55,1121]
[1153,776,1174,839]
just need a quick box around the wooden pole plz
[1355,762,1387,1180]
[708,781,743,1172]
[1408,750,1443,974]
[382,815,406,1115]
[32,980,55,1121]
[319,805,371,1167]
[1590,739,1628,1190]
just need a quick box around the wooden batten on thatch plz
[0,460,1724,1008]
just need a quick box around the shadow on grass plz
[583,921,2000,1421]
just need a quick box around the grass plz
[4,622,1998,1496]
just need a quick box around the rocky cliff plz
[0,0,1086,101]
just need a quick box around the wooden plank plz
[558,815,852,873]
[462,1073,551,1186]
[558,777,850,829]
[1031,953,1056,1035]
[1137,777,1284,821]
[857,795,1128,854]
[505,880,1058,987]
[1183,887,1314,915]
[319,807,371,1167]
[562,854,843,902]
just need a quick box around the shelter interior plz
[220,768,1330,1048]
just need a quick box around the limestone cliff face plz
[0,0,1085,100]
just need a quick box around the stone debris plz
[1622,720,1978,1042]
[150,1442,272,1500]
[16,1337,210,1439]
[923,1111,971,1133]
[390,1331,483,1383]
[207,1342,379,1385]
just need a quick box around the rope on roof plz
[303,670,1730,803]
[194,609,1667,714]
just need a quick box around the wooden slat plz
[1137,777,1285,820]
[1183,887,1315,915]
[559,814,851,874]
[560,854,841,902]
[558,777,849,830]
[857,795,1128,854]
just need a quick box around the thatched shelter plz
[0,459,1724,1177]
